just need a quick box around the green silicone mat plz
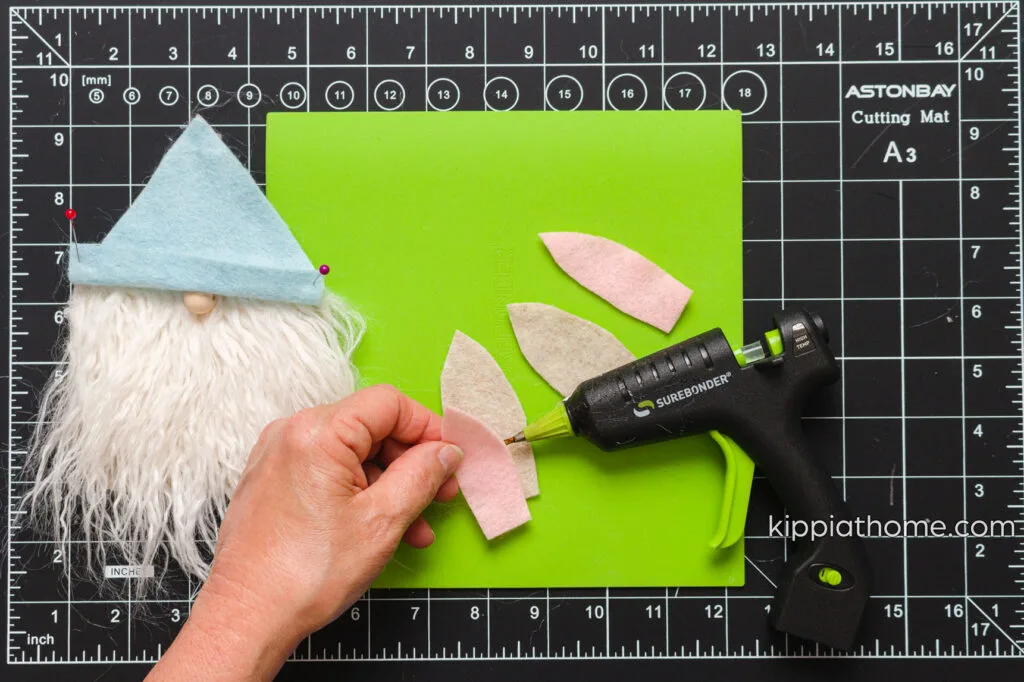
[266,110,745,587]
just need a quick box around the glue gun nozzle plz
[504,432,525,445]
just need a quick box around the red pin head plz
[318,264,330,276]
[65,208,77,221]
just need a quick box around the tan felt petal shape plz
[540,232,693,333]
[441,331,539,498]
[442,407,532,540]
[507,303,636,397]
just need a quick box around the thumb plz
[364,441,463,528]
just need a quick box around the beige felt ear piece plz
[183,292,217,316]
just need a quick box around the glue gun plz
[506,308,871,650]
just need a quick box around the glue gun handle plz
[740,417,872,651]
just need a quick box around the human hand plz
[147,385,462,681]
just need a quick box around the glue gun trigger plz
[707,430,756,550]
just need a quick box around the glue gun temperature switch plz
[555,308,872,650]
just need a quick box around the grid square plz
[723,67,778,123]
[843,181,900,239]
[963,239,1018,297]
[844,476,903,525]
[69,602,130,662]
[783,182,839,239]
[128,69,190,125]
[187,69,251,125]
[543,67,603,111]
[782,240,840,299]
[131,126,182,187]
[899,4,958,61]
[367,9,425,64]
[11,68,70,127]
[843,300,900,357]
[426,67,486,111]
[965,359,1018,416]
[250,10,308,66]
[782,123,839,180]
[964,298,1019,357]
[782,65,839,121]
[844,417,902,477]
[904,299,961,357]
[966,478,1022,535]
[962,181,1017,238]
[8,540,71,602]
[486,7,543,64]
[16,126,70,186]
[968,538,1023,597]
[905,359,962,417]
[310,67,367,112]
[965,418,1020,477]
[11,244,70,305]
[906,418,963,476]
[902,181,959,239]
[71,74,132,126]
[844,240,900,299]
[482,67,546,112]
[905,476,962,533]
[188,11,248,65]
[907,538,966,597]
[843,360,901,417]
[72,114,130,178]
[310,11,367,65]
[903,240,961,299]
[248,67,312,117]
[429,11,486,64]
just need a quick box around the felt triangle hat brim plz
[69,116,323,306]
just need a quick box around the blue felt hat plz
[69,116,323,306]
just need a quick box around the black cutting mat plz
[3,2,1023,680]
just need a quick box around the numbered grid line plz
[64,7,73,664]
[838,0,847,503]
[957,2,972,648]
[898,181,910,652]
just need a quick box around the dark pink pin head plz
[318,264,330,276]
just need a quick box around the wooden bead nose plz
[183,291,217,316]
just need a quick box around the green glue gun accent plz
[510,307,872,652]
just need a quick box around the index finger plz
[316,384,442,462]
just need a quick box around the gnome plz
[24,117,363,583]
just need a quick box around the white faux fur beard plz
[25,285,363,585]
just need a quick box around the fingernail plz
[438,445,464,475]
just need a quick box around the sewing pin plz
[65,208,81,259]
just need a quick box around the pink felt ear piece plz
[540,232,693,333]
[441,331,540,498]
[442,407,531,540]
